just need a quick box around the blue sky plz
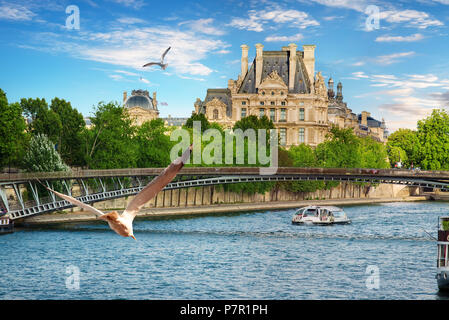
[1,0,449,132]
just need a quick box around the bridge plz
[1,167,448,220]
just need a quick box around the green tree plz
[359,136,389,169]
[84,102,138,169]
[0,89,29,169]
[221,115,274,194]
[416,109,449,170]
[50,98,86,166]
[135,119,173,168]
[316,126,361,168]
[184,113,210,133]
[22,133,69,172]
[285,144,325,192]
[387,128,419,168]
[20,97,62,144]
[388,146,408,167]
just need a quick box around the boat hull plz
[437,272,449,291]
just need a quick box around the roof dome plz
[124,90,154,110]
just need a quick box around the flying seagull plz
[143,47,171,70]
[41,145,192,240]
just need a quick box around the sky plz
[1,0,449,132]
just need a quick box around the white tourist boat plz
[292,205,351,225]
[436,216,449,291]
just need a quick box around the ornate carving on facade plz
[259,70,288,89]
[205,98,227,120]
[314,72,327,98]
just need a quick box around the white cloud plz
[265,33,304,42]
[116,17,146,25]
[215,49,231,54]
[28,26,229,77]
[375,51,415,65]
[352,71,369,78]
[352,61,365,66]
[115,69,139,76]
[323,15,345,21]
[178,18,225,36]
[303,0,368,12]
[109,74,124,81]
[0,2,35,21]
[111,0,145,9]
[380,9,443,29]
[229,8,319,32]
[375,33,424,42]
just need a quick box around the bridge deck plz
[1,167,449,182]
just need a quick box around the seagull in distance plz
[143,47,171,70]
[41,145,192,240]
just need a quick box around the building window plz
[270,108,275,121]
[241,108,246,118]
[213,109,219,120]
[280,108,286,122]
[280,128,286,146]
[299,128,305,144]
[259,108,265,118]
[271,91,275,96]
[281,101,286,106]
[299,108,305,121]
[260,101,264,106]
[262,91,265,95]
[242,101,246,106]
[271,101,275,106]
[280,91,283,95]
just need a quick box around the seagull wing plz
[161,47,171,61]
[41,184,105,217]
[122,145,192,221]
[143,62,159,68]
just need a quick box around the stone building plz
[123,89,159,126]
[327,78,387,142]
[194,43,388,147]
[195,43,328,147]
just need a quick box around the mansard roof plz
[357,114,384,128]
[238,50,311,94]
[201,88,232,117]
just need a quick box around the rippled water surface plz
[1,201,448,299]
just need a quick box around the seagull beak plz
[130,235,137,241]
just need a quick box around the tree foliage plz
[416,109,449,170]
[0,89,28,168]
[315,126,361,168]
[135,119,173,168]
[22,134,69,172]
[50,98,86,166]
[84,102,138,169]
[386,128,419,167]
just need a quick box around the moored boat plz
[292,205,351,225]
[0,215,14,235]
[436,216,449,291]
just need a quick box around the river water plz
[0,201,448,300]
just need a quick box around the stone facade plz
[123,89,159,126]
[194,43,388,147]
[327,79,388,142]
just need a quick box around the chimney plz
[303,45,316,85]
[255,43,264,88]
[361,111,370,126]
[288,43,298,91]
[123,91,127,103]
[152,92,157,109]
[240,44,249,80]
